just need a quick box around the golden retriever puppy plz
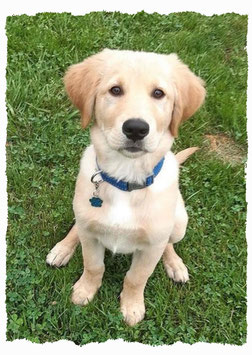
[46,49,205,326]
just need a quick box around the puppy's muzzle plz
[122,119,149,143]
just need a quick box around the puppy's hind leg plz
[162,192,189,283]
[163,244,189,283]
[46,223,79,267]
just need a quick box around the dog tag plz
[89,196,103,207]
[90,170,103,207]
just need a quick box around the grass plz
[5,11,247,345]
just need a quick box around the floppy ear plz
[169,55,206,137]
[64,50,108,129]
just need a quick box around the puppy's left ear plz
[169,54,206,137]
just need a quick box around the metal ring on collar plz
[91,170,103,184]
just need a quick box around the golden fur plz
[47,49,205,326]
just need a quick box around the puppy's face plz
[95,52,175,158]
[64,49,205,158]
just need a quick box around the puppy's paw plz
[163,258,189,283]
[120,296,145,326]
[71,279,96,306]
[46,242,76,267]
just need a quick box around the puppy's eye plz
[152,89,165,99]
[110,86,123,96]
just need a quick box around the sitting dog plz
[46,49,205,326]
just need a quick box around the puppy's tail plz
[175,147,199,165]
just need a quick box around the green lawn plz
[6,12,247,345]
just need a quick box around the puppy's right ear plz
[64,50,108,129]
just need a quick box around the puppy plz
[46,49,205,326]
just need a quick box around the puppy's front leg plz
[120,243,167,326]
[72,237,105,306]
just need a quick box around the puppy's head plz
[64,49,205,158]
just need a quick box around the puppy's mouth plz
[124,147,143,153]
[119,144,148,158]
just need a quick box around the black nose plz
[122,119,149,142]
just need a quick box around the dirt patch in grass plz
[205,134,246,165]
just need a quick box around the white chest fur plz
[75,146,179,254]
[106,191,133,226]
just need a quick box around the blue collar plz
[97,157,165,192]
